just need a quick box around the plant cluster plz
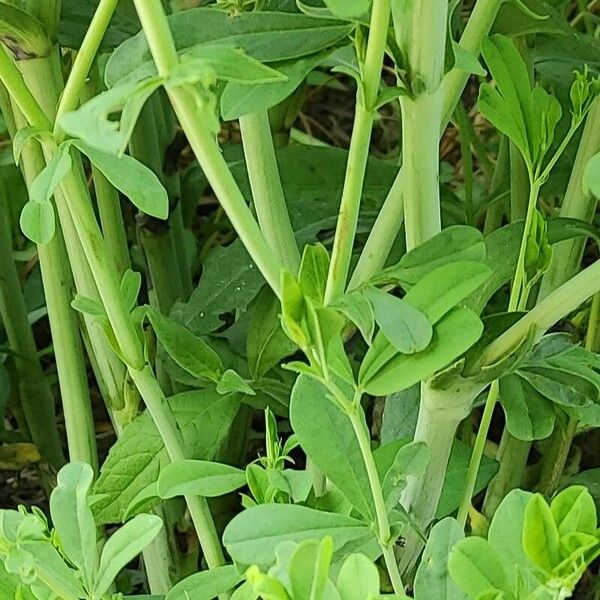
[0,0,600,599]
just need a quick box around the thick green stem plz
[482,432,530,518]
[324,0,391,303]
[132,0,282,296]
[13,55,98,471]
[352,0,502,285]
[239,110,300,272]
[0,197,65,469]
[400,94,443,249]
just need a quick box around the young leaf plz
[290,376,375,521]
[49,463,97,588]
[448,537,509,598]
[332,289,375,345]
[550,485,597,537]
[217,370,255,396]
[71,140,168,219]
[499,374,555,441]
[120,269,142,312]
[19,200,55,246]
[166,565,242,600]
[289,537,334,600]
[414,518,467,600]
[298,243,330,306]
[403,261,492,324]
[147,307,224,381]
[94,514,162,597]
[336,552,380,600]
[365,287,433,354]
[223,504,372,566]
[361,307,484,396]
[375,225,486,288]
[523,494,561,573]
[247,286,297,380]
[157,460,246,499]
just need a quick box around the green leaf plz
[223,504,371,566]
[523,493,561,573]
[403,261,492,324]
[166,565,242,600]
[550,485,597,537]
[382,442,430,507]
[289,537,334,600]
[380,385,420,443]
[94,514,162,597]
[171,240,265,335]
[414,518,467,600]
[121,269,142,312]
[247,287,297,380]
[518,366,598,407]
[71,140,168,219]
[583,151,600,199]
[19,199,55,245]
[0,3,51,58]
[336,552,380,600]
[361,307,484,396]
[448,537,509,598]
[157,460,246,499]
[452,42,486,77]
[92,390,240,523]
[175,45,287,85]
[105,8,353,86]
[365,287,433,354]
[290,376,374,520]
[332,289,375,345]
[499,374,555,441]
[324,0,370,18]
[298,243,330,305]
[147,307,224,381]
[216,370,254,396]
[48,463,96,588]
[221,52,327,120]
[375,226,486,289]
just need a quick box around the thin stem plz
[128,366,227,573]
[347,406,404,596]
[324,0,391,303]
[133,0,283,296]
[239,110,300,272]
[54,0,119,140]
[0,196,65,469]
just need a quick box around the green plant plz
[1,0,600,599]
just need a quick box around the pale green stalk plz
[239,110,300,272]
[54,0,119,140]
[351,0,502,285]
[0,39,228,579]
[323,0,391,303]
[133,0,282,296]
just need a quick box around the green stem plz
[482,432,530,518]
[0,195,65,469]
[483,135,509,234]
[323,0,391,303]
[347,405,404,596]
[239,110,300,272]
[132,0,282,296]
[54,0,119,140]
[454,101,474,225]
[509,144,529,222]
[538,97,600,298]
[351,0,502,286]
[128,366,227,573]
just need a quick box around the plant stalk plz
[323,0,391,303]
[132,0,282,296]
[239,110,300,272]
